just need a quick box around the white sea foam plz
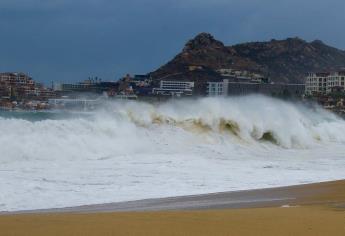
[0,96,345,211]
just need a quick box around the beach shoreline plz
[1,180,344,235]
[2,179,344,215]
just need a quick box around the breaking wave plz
[1,96,345,163]
[108,96,345,148]
[1,95,345,211]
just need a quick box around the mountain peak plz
[151,34,345,85]
[286,37,305,42]
[183,32,224,52]
[311,39,325,45]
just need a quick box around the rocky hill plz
[150,33,345,84]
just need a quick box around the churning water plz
[1,96,345,211]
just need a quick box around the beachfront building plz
[305,72,329,95]
[0,73,36,99]
[55,79,119,96]
[217,68,267,84]
[305,71,345,95]
[131,75,152,87]
[0,72,35,85]
[207,79,229,96]
[59,79,99,92]
[0,72,56,106]
[0,72,37,99]
[207,79,305,97]
[152,80,194,96]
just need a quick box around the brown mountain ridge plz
[150,33,345,85]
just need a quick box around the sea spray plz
[1,96,345,211]
[102,95,345,148]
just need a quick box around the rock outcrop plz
[150,33,345,84]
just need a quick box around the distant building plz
[132,75,152,87]
[0,72,35,99]
[207,79,229,96]
[60,80,97,92]
[305,71,345,95]
[0,72,35,85]
[57,79,119,95]
[0,72,55,101]
[153,81,194,97]
[216,68,268,84]
[207,79,305,97]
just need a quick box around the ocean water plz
[1,95,345,211]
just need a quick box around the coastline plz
[3,179,344,214]
[1,180,344,235]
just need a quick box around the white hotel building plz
[207,79,229,96]
[152,81,194,96]
[305,71,345,95]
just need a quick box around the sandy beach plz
[1,180,344,236]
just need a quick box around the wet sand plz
[1,180,345,235]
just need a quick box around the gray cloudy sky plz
[1,0,344,83]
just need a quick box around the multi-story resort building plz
[208,79,229,96]
[305,71,345,95]
[0,72,55,101]
[0,72,35,98]
[54,79,119,97]
[56,79,103,92]
[216,69,266,83]
[207,79,305,97]
[0,72,35,85]
[152,80,194,96]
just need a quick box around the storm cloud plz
[1,0,344,83]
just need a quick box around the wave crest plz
[1,95,345,164]
[108,96,345,148]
